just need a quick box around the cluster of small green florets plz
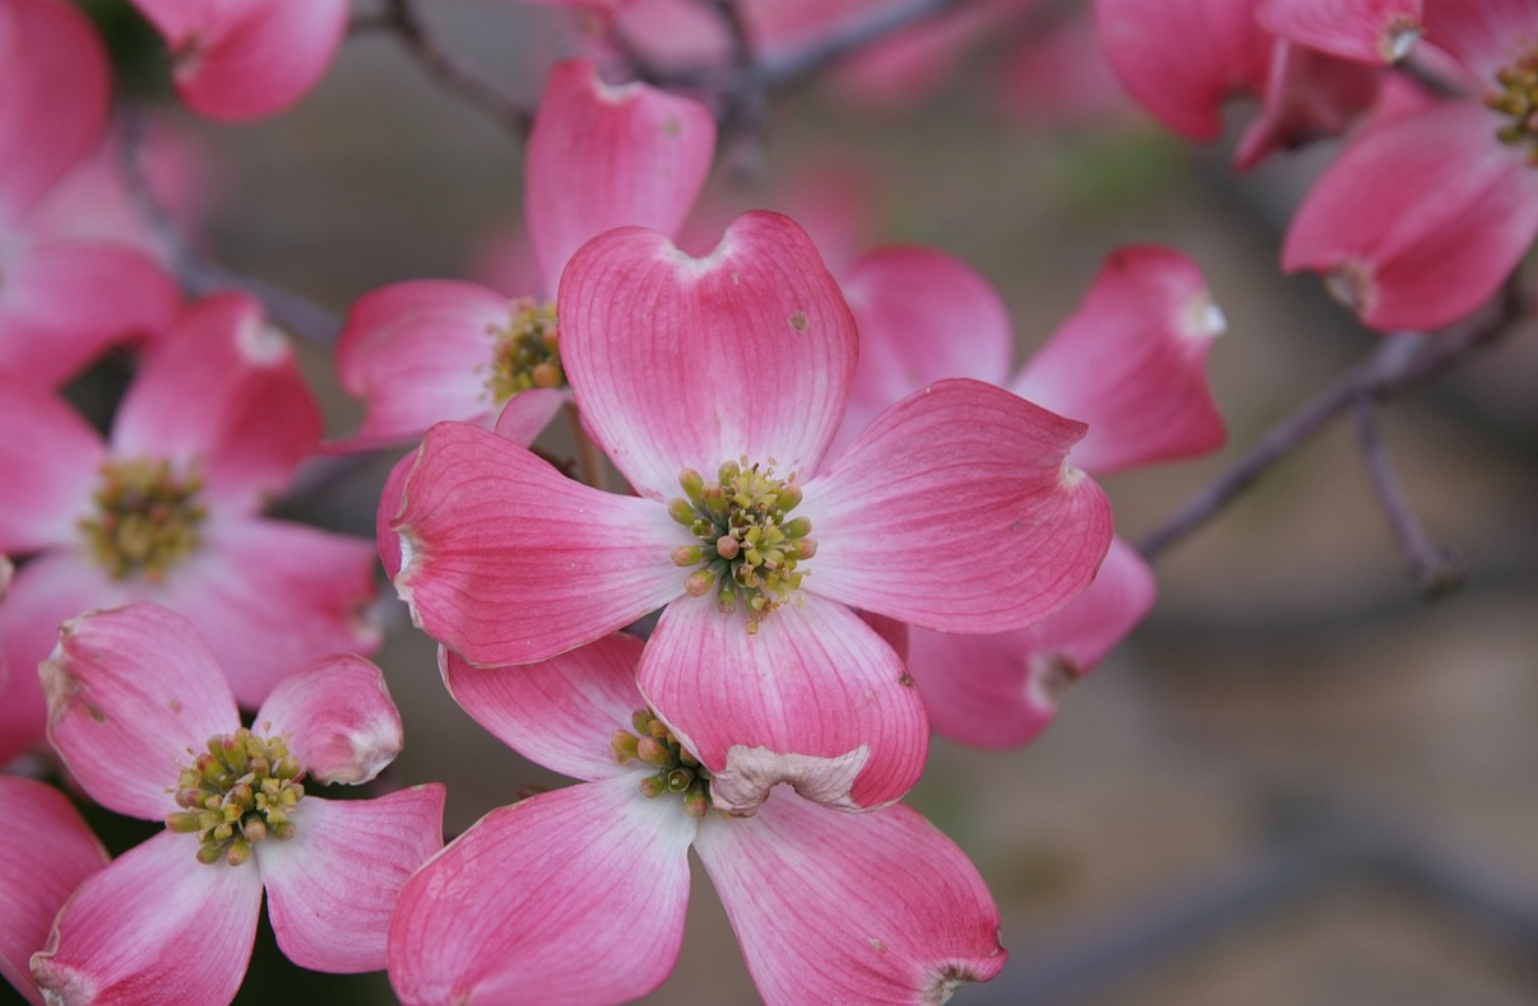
[611,709,711,818]
[484,296,562,401]
[78,458,206,582]
[165,728,304,866]
[667,459,816,631]
[1490,53,1538,163]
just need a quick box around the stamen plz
[612,709,712,818]
[667,458,814,632]
[483,297,562,402]
[1488,52,1538,164]
[166,727,305,866]
[78,459,206,582]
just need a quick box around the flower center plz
[484,296,563,403]
[1488,51,1538,162]
[166,728,305,866]
[667,458,815,632]
[611,708,711,818]
[78,458,207,582]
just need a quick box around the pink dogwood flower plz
[0,776,108,1006]
[837,244,1225,748]
[392,210,1114,812]
[388,633,1007,1006]
[1095,0,1386,167]
[32,603,445,1006]
[0,0,180,387]
[1283,0,1538,330]
[334,58,716,452]
[0,292,380,764]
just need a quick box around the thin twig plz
[1139,282,1527,562]
[377,0,533,135]
[1354,398,1464,599]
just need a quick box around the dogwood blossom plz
[388,633,1006,1006]
[837,244,1225,748]
[392,210,1113,812]
[31,604,444,1006]
[0,293,378,763]
[1283,0,1538,328]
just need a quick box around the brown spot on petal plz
[925,965,981,1005]
[898,672,915,688]
[788,310,808,332]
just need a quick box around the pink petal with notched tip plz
[694,788,1006,1006]
[332,280,515,452]
[1011,245,1226,476]
[393,421,685,667]
[1282,99,1538,331]
[254,655,403,786]
[639,592,928,815]
[40,603,239,820]
[1095,0,1272,139]
[0,0,108,222]
[259,786,445,975]
[0,777,107,1006]
[111,293,320,513]
[135,0,350,122]
[557,212,857,500]
[0,375,104,554]
[807,378,1113,634]
[441,632,647,783]
[0,551,130,767]
[387,776,695,1006]
[0,241,180,389]
[526,59,716,291]
[836,245,1015,454]
[908,536,1156,750]
[159,516,379,710]
[30,829,262,1006]
[1257,0,1423,63]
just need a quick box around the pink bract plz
[837,243,1223,749]
[392,211,1114,811]
[334,59,716,451]
[0,776,107,1006]
[388,634,1006,1006]
[0,0,181,388]
[129,0,350,121]
[0,293,379,763]
[32,604,444,1005]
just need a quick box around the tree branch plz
[376,0,533,135]
[1354,398,1464,599]
[1139,281,1527,564]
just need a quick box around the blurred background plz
[29,0,1538,1003]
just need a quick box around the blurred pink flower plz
[0,293,379,763]
[388,633,1006,1006]
[392,210,1114,813]
[837,244,1226,749]
[32,603,444,1006]
[1283,0,1538,329]
[334,58,717,452]
[0,0,180,387]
